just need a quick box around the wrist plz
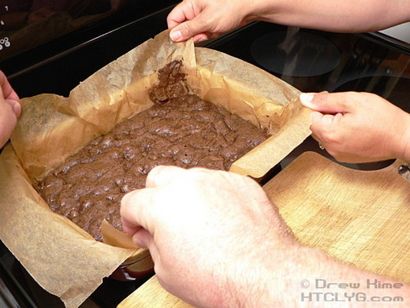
[243,0,282,23]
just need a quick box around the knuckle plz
[146,166,164,186]
[187,167,212,182]
[180,23,196,37]
[120,191,138,217]
[166,16,173,27]
[147,165,165,179]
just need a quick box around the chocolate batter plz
[36,61,268,241]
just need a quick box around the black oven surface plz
[0,6,409,307]
[2,5,177,98]
[0,1,178,64]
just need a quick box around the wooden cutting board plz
[118,152,410,307]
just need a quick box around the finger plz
[333,112,343,123]
[310,113,337,141]
[169,15,209,42]
[167,1,192,29]
[310,111,323,141]
[0,71,19,102]
[120,188,157,234]
[311,113,335,131]
[311,111,334,129]
[192,33,209,43]
[5,100,22,117]
[146,165,187,188]
[311,111,323,123]
[321,114,335,126]
[0,73,21,117]
[121,216,142,235]
[132,228,153,248]
[300,92,353,114]
[131,228,161,265]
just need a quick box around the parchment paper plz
[0,30,311,307]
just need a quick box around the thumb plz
[0,74,21,117]
[170,16,208,42]
[300,92,354,114]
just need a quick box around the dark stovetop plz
[209,22,410,171]
[1,5,410,308]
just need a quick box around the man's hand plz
[0,71,21,149]
[167,0,254,42]
[300,91,410,163]
[121,166,296,307]
[121,166,410,306]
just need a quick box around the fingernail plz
[170,30,182,42]
[299,93,315,108]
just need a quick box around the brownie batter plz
[36,60,268,241]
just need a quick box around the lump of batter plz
[36,60,269,241]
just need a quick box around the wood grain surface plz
[118,276,191,308]
[118,152,410,307]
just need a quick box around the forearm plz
[248,0,410,32]
[232,245,409,307]
[294,247,409,306]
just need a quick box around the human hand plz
[121,166,296,307]
[0,71,21,149]
[300,91,410,163]
[167,0,255,42]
